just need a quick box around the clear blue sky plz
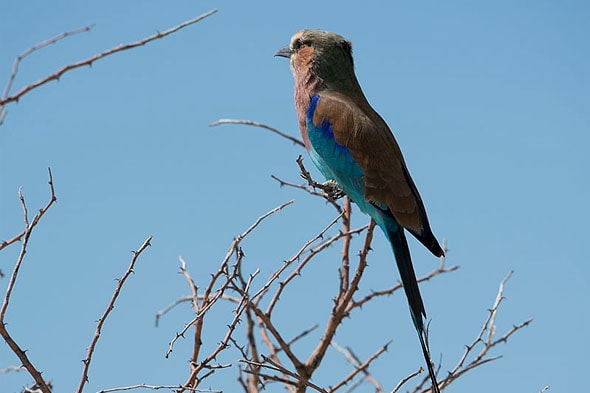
[1,1,588,392]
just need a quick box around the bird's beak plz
[275,45,293,58]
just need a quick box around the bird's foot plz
[296,156,345,201]
[321,179,345,201]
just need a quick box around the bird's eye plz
[292,38,303,50]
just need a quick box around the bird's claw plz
[321,179,345,201]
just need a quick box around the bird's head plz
[275,29,355,88]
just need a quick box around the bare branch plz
[338,198,353,297]
[154,295,193,327]
[284,325,320,349]
[249,307,305,375]
[348,259,458,313]
[392,367,423,393]
[328,341,389,392]
[0,365,22,374]
[76,236,153,393]
[176,254,258,393]
[97,384,221,393]
[0,25,94,123]
[242,356,328,393]
[165,201,294,358]
[1,168,57,251]
[0,168,56,393]
[270,174,342,213]
[0,9,218,110]
[264,212,346,313]
[436,271,533,392]
[210,119,305,147]
[306,220,376,374]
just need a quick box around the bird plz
[276,29,444,392]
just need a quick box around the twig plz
[391,367,422,393]
[248,307,305,376]
[210,119,305,147]
[337,198,352,304]
[241,356,328,393]
[263,212,346,313]
[165,201,293,358]
[328,341,389,392]
[305,220,376,373]
[1,168,57,251]
[284,325,320,349]
[331,342,382,392]
[154,295,193,327]
[270,175,324,198]
[0,9,218,109]
[97,385,221,393]
[166,256,234,359]
[176,267,257,393]
[0,168,56,393]
[262,223,369,315]
[179,257,204,389]
[0,365,22,374]
[0,25,94,123]
[436,271,533,391]
[76,236,153,393]
[348,259,458,313]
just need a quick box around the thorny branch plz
[0,8,218,122]
[76,236,153,393]
[330,341,383,393]
[0,25,94,124]
[392,367,423,393]
[157,202,293,393]
[210,119,305,148]
[0,169,56,393]
[411,271,533,393]
[328,341,389,393]
[165,200,294,359]
[176,258,258,393]
[1,169,56,251]
[154,295,193,327]
[97,385,222,393]
[348,255,457,314]
[241,356,328,393]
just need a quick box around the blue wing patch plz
[305,95,363,182]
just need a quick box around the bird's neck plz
[293,64,324,148]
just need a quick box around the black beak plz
[275,45,293,58]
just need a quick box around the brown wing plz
[314,91,443,257]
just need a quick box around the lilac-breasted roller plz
[276,29,443,392]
